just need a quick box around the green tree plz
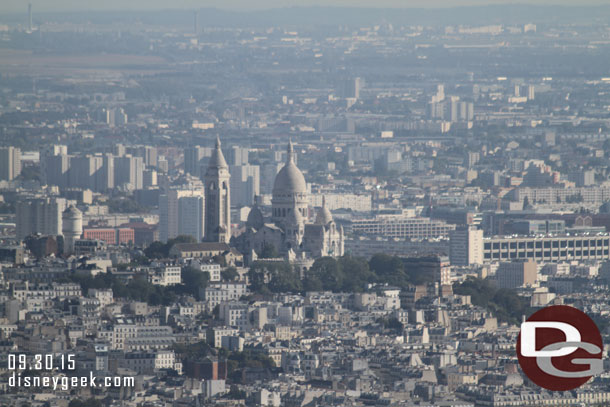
[221,267,239,282]
[144,241,168,259]
[180,266,210,297]
[249,261,301,294]
[337,256,374,292]
[144,235,197,259]
[305,257,344,292]
[369,254,403,280]
[454,277,530,325]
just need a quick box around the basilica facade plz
[232,141,345,264]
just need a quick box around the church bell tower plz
[204,136,231,243]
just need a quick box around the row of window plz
[484,239,609,250]
[483,250,610,259]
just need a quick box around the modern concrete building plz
[449,227,483,266]
[16,197,69,240]
[483,234,610,263]
[0,147,21,181]
[496,259,538,289]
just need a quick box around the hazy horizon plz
[4,0,610,13]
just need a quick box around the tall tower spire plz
[287,140,294,163]
[204,137,231,243]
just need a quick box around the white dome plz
[273,162,307,194]
[286,206,303,225]
[273,141,307,195]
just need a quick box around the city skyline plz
[3,0,610,13]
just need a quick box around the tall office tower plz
[16,197,69,240]
[101,154,115,191]
[116,108,128,126]
[114,155,144,190]
[143,169,158,188]
[69,155,104,190]
[228,146,249,166]
[204,137,231,243]
[459,101,474,121]
[230,164,260,207]
[62,206,83,255]
[113,144,126,157]
[106,109,115,127]
[446,96,460,123]
[436,84,445,101]
[40,145,69,187]
[341,77,363,99]
[527,85,535,100]
[0,147,21,181]
[514,84,521,97]
[428,101,444,119]
[28,3,32,32]
[184,146,212,177]
[141,146,158,167]
[178,196,205,241]
[449,227,483,266]
[159,187,205,242]
[106,108,127,127]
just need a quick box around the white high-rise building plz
[114,155,144,190]
[230,164,260,207]
[178,196,205,242]
[159,187,205,242]
[40,145,69,188]
[449,227,483,266]
[69,155,104,190]
[184,146,212,177]
[527,84,535,100]
[0,147,21,181]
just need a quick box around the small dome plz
[246,206,264,229]
[285,207,303,226]
[272,142,307,195]
[316,206,333,225]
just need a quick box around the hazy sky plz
[4,0,610,13]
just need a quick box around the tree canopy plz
[144,235,197,259]
[248,254,438,295]
[453,277,531,325]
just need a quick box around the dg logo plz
[517,305,603,391]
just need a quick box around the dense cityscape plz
[2,3,610,406]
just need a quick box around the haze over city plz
[1,1,610,406]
